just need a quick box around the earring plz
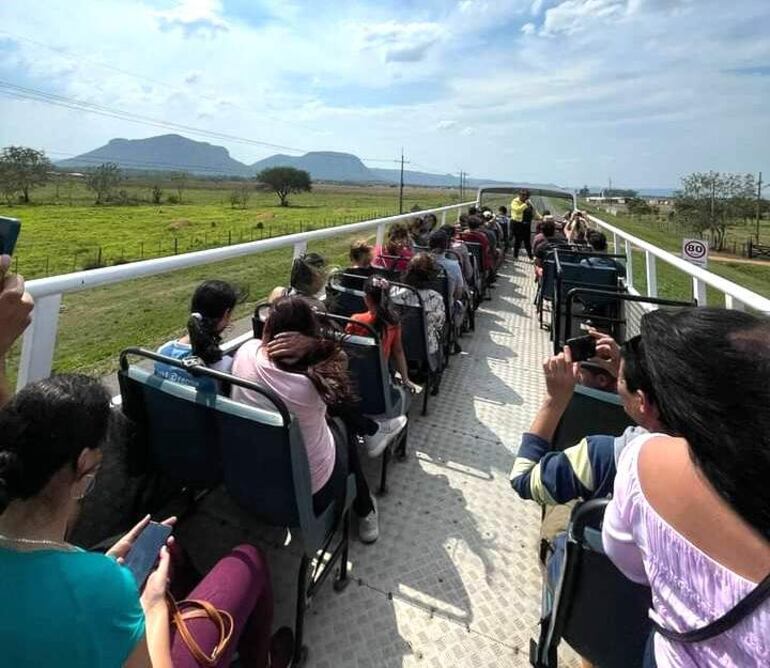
[73,474,97,501]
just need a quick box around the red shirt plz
[372,245,413,273]
[460,231,493,271]
[346,312,401,359]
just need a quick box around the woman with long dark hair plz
[0,375,292,667]
[231,296,380,543]
[372,222,414,273]
[602,307,770,667]
[155,280,243,393]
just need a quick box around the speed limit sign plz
[682,239,709,268]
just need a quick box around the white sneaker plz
[358,496,379,544]
[363,415,408,458]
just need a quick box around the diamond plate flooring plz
[176,257,579,667]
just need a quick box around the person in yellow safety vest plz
[510,189,541,260]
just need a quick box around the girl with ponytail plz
[155,280,244,393]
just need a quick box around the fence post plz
[624,239,634,291]
[228,230,232,245]
[724,294,746,311]
[45,257,49,276]
[441,211,447,226]
[613,232,620,254]
[16,293,62,390]
[644,251,657,297]
[692,277,707,305]
[174,238,178,255]
[376,223,386,248]
[140,242,144,259]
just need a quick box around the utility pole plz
[459,171,464,201]
[757,171,763,246]
[398,148,405,214]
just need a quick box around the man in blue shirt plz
[428,230,465,301]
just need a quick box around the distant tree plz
[606,188,638,199]
[0,146,53,203]
[673,171,756,250]
[170,171,189,203]
[626,197,652,216]
[229,186,251,210]
[86,162,122,204]
[578,185,590,197]
[151,184,163,205]
[255,167,311,207]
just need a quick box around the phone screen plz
[0,217,21,256]
[566,335,597,362]
[122,522,172,588]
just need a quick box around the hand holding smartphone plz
[0,218,21,257]
[122,521,173,588]
[565,335,597,362]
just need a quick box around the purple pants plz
[170,544,274,668]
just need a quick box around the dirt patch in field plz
[254,211,276,222]
[167,219,192,232]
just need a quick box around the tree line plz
[0,145,313,207]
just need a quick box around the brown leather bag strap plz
[167,593,234,667]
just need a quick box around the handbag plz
[167,593,234,666]
[651,572,770,644]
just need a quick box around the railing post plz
[724,294,745,310]
[292,241,307,259]
[613,232,620,254]
[624,239,634,291]
[441,211,447,226]
[376,223,386,248]
[692,277,707,305]
[644,251,657,297]
[16,293,62,390]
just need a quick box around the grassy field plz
[580,205,770,303]
[5,180,458,278]
[4,180,462,381]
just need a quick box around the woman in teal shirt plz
[0,375,290,667]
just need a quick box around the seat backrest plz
[342,332,393,416]
[389,283,433,369]
[326,272,367,317]
[558,500,652,667]
[541,259,557,301]
[552,384,634,451]
[118,367,224,487]
[423,269,451,321]
[464,241,484,274]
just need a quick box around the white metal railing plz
[588,214,770,313]
[17,201,475,390]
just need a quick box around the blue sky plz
[1,0,769,188]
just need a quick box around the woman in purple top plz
[602,307,770,667]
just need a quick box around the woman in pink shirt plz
[232,296,380,543]
[372,222,414,274]
[602,308,770,667]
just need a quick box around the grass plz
[6,180,458,278]
[4,180,463,382]
[582,206,770,303]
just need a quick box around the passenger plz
[440,224,474,283]
[0,374,292,667]
[289,252,327,308]
[155,280,243,393]
[533,219,560,269]
[372,222,414,274]
[460,215,495,273]
[564,217,588,245]
[428,231,465,301]
[602,308,770,667]
[339,239,375,289]
[581,231,626,277]
[578,360,617,393]
[391,254,447,365]
[496,205,511,244]
[408,216,429,248]
[482,210,503,252]
[232,296,380,542]
[0,255,34,407]
[510,189,540,261]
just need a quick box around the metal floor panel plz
[176,257,579,667]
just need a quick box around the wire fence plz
[13,209,400,278]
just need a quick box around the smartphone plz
[0,217,21,256]
[122,522,172,588]
[566,335,597,362]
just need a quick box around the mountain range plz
[56,134,517,188]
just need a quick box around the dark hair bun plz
[0,450,21,512]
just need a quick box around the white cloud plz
[436,120,459,130]
[521,22,536,35]
[461,126,475,136]
[154,0,228,36]
[542,0,625,35]
[530,0,544,14]
[360,21,444,63]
